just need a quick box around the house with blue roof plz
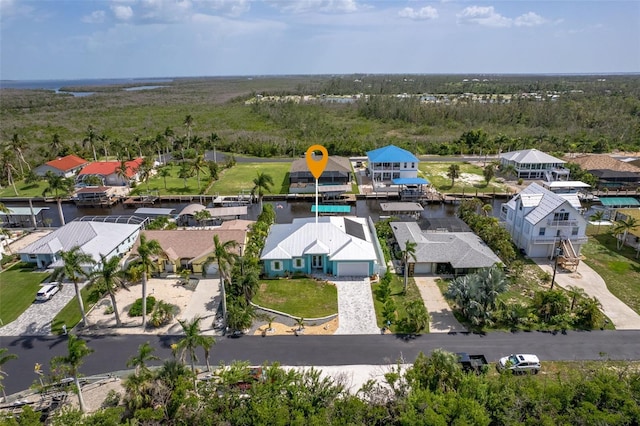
[500,182,587,268]
[366,145,421,184]
[260,216,382,277]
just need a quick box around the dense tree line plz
[4,348,639,425]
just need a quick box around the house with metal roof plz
[18,219,142,270]
[34,155,89,178]
[366,145,424,185]
[500,182,588,262]
[260,216,381,277]
[390,221,501,275]
[500,149,569,181]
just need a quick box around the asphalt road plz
[3,330,640,395]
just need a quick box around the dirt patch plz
[253,317,339,336]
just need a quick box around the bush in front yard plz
[128,296,156,317]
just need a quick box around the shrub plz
[150,301,175,327]
[102,389,121,408]
[128,296,156,317]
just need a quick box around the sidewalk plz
[533,258,640,330]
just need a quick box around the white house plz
[500,149,569,181]
[18,218,143,271]
[366,145,420,184]
[500,182,588,261]
[34,155,89,178]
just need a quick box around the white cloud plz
[203,0,250,17]
[514,12,546,27]
[269,0,361,14]
[82,10,106,24]
[457,6,548,28]
[398,6,438,20]
[112,4,134,21]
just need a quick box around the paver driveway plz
[332,278,380,335]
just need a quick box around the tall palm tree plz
[191,154,208,190]
[126,341,159,375]
[251,172,274,212]
[51,133,64,157]
[401,240,417,294]
[138,157,154,192]
[183,114,194,143]
[446,164,460,188]
[42,171,74,226]
[0,348,18,402]
[0,149,19,196]
[9,133,30,175]
[89,254,127,327]
[174,316,216,380]
[590,210,606,235]
[178,162,193,189]
[136,235,163,329]
[52,334,93,413]
[53,246,95,327]
[207,132,219,162]
[97,134,110,159]
[82,125,98,161]
[612,217,639,250]
[207,235,238,283]
[115,159,129,187]
[157,166,171,191]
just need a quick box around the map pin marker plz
[306,145,328,179]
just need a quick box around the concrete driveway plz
[332,278,380,335]
[534,258,640,330]
[413,276,466,333]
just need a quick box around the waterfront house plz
[289,155,352,194]
[500,149,569,181]
[567,154,640,189]
[137,220,251,275]
[260,216,381,277]
[366,145,420,185]
[500,182,588,263]
[77,158,143,186]
[390,221,501,276]
[18,218,142,270]
[34,155,89,178]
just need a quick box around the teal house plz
[260,216,380,277]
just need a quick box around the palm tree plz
[590,210,606,235]
[82,125,98,161]
[136,235,163,329]
[191,154,208,190]
[483,164,495,185]
[157,166,171,191]
[98,134,110,159]
[51,133,64,157]
[567,285,587,311]
[194,208,211,226]
[207,132,219,162]
[173,316,215,389]
[52,334,94,412]
[0,348,18,402]
[42,171,74,226]
[499,163,517,180]
[207,235,239,283]
[481,204,493,217]
[0,202,9,214]
[0,149,19,196]
[178,162,193,189]
[115,159,129,186]
[126,341,159,375]
[9,133,30,175]
[89,254,128,327]
[138,157,154,192]
[612,216,639,250]
[401,240,417,294]
[52,246,95,327]
[183,115,194,142]
[446,164,460,188]
[251,172,274,212]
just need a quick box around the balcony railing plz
[546,219,579,227]
[531,236,589,244]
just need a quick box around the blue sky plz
[1,0,639,80]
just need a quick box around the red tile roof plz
[78,158,143,178]
[45,155,88,172]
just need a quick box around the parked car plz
[36,283,60,301]
[497,354,541,374]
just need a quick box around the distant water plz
[0,78,173,91]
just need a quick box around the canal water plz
[4,198,509,229]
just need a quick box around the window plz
[272,261,282,271]
[411,162,415,168]
[554,212,569,221]
[539,227,546,236]
[295,258,304,268]
[572,227,579,236]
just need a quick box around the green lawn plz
[581,234,640,315]
[207,162,291,196]
[371,274,423,332]
[0,180,50,198]
[253,278,337,318]
[0,262,50,326]
[51,284,104,334]
[419,162,511,195]
[131,163,212,196]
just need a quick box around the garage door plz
[413,263,432,274]
[336,262,370,277]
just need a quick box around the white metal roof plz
[500,149,565,164]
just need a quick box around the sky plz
[1,0,639,80]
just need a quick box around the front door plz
[312,255,323,269]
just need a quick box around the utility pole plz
[550,242,562,290]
